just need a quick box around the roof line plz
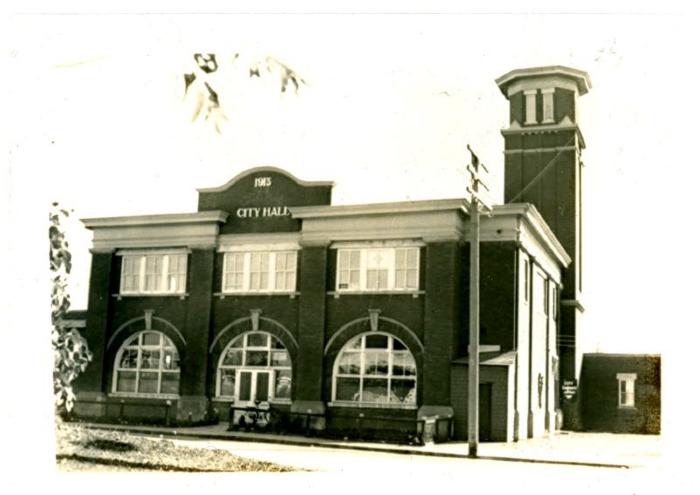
[196,166,335,193]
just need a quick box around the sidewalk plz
[78,421,661,469]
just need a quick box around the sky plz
[6,7,697,362]
[4,3,700,489]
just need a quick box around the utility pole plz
[466,145,491,458]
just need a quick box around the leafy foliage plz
[50,203,92,413]
[183,52,306,133]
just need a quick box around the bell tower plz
[495,66,592,397]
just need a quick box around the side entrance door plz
[479,383,492,441]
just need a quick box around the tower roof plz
[495,65,592,97]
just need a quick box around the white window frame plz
[216,331,292,404]
[542,88,555,123]
[335,247,420,293]
[222,251,297,294]
[111,331,181,398]
[332,332,417,408]
[118,250,188,295]
[524,89,538,125]
[617,373,637,408]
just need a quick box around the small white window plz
[524,90,537,124]
[274,251,297,291]
[542,88,555,123]
[119,252,187,295]
[395,248,419,290]
[336,247,420,292]
[617,373,637,408]
[222,251,297,293]
[338,250,361,290]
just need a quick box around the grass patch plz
[55,421,298,472]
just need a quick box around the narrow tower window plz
[542,88,555,123]
[524,90,537,124]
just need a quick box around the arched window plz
[217,332,292,403]
[113,331,180,396]
[333,333,417,406]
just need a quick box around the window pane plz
[222,349,243,366]
[378,270,388,289]
[234,253,244,271]
[140,350,161,369]
[406,249,418,268]
[337,352,361,374]
[390,380,416,404]
[348,336,362,350]
[142,332,161,346]
[239,372,252,401]
[396,249,405,267]
[271,337,285,349]
[271,350,290,367]
[364,351,389,375]
[367,270,378,289]
[350,251,360,268]
[275,272,285,289]
[161,372,179,394]
[365,334,388,349]
[162,349,179,370]
[245,350,269,366]
[406,270,418,289]
[349,270,360,288]
[362,378,389,403]
[286,272,295,290]
[338,251,349,270]
[138,372,159,393]
[116,371,136,392]
[393,339,407,351]
[119,349,139,369]
[220,370,236,396]
[275,253,286,271]
[275,369,292,399]
[395,269,406,289]
[392,353,417,376]
[255,373,270,401]
[247,333,268,347]
[336,377,360,401]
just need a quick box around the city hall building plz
[70,65,591,442]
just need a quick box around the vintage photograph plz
[5,3,693,493]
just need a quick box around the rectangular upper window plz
[222,251,297,293]
[617,373,637,408]
[119,252,187,295]
[336,247,419,292]
[524,90,537,124]
[542,88,555,123]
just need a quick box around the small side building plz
[579,353,661,434]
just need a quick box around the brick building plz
[579,354,661,434]
[69,65,593,442]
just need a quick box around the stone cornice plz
[289,198,469,219]
[81,210,229,229]
[495,65,592,96]
[489,204,571,268]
